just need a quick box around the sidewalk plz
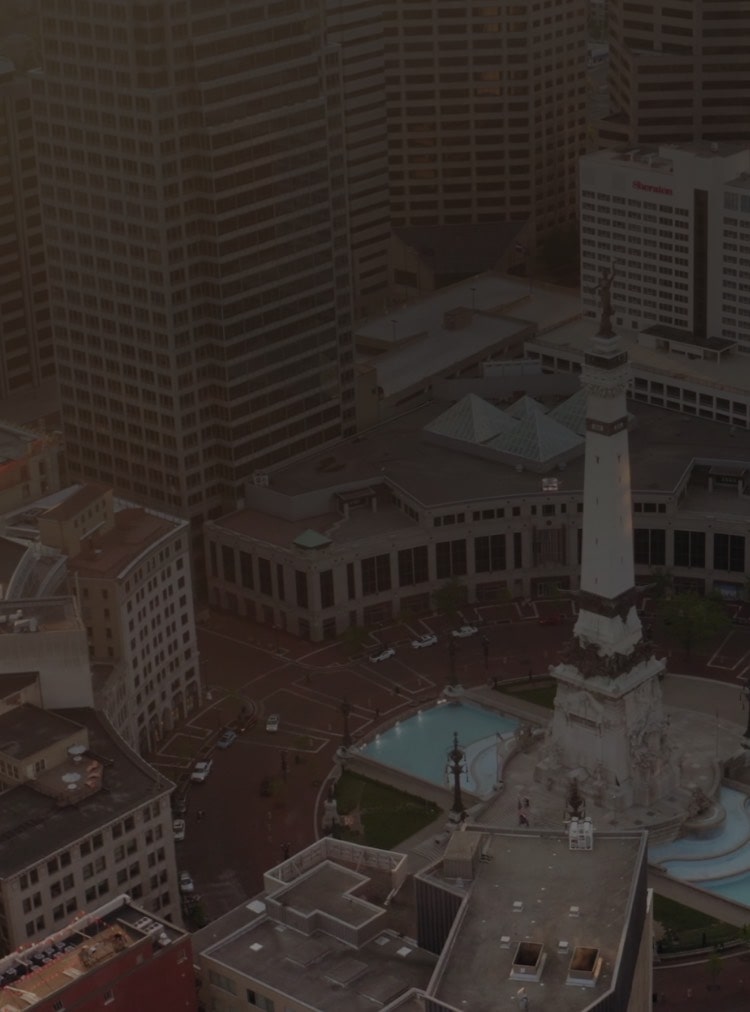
[654,949,750,1010]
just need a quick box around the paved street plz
[146,599,750,924]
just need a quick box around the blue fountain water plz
[649,787,750,907]
[358,700,519,795]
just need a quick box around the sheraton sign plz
[632,180,673,195]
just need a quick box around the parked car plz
[179,871,194,894]
[369,646,395,662]
[260,776,273,797]
[538,613,563,626]
[411,633,437,649]
[265,714,280,733]
[190,759,213,783]
[451,625,478,638]
[173,819,186,841]
[172,794,187,816]
[217,728,237,749]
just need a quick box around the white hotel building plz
[580,144,750,352]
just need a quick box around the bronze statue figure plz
[593,264,616,338]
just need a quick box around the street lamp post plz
[448,732,467,823]
[341,697,352,750]
[742,683,750,745]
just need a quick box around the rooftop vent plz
[510,941,546,982]
[568,816,594,851]
[566,946,602,988]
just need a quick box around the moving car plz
[411,633,437,649]
[217,728,237,749]
[451,625,478,638]
[265,714,280,733]
[179,871,194,894]
[173,819,186,841]
[190,759,213,783]
[369,646,395,662]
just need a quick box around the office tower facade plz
[325,0,391,319]
[605,0,750,147]
[31,0,356,551]
[580,144,750,349]
[0,704,178,953]
[384,0,587,242]
[0,60,55,401]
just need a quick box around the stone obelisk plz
[537,267,678,809]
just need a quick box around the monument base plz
[536,652,679,809]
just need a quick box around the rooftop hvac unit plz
[253,472,269,487]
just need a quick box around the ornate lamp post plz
[341,697,352,750]
[448,732,467,823]
[742,682,750,746]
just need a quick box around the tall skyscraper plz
[604,0,750,146]
[384,0,587,243]
[325,0,391,319]
[31,0,356,551]
[0,59,55,403]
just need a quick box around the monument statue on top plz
[593,265,616,338]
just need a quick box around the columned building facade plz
[205,455,750,641]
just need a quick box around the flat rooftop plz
[220,399,750,550]
[529,317,750,396]
[372,313,530,399]
[0,709,172,877]
[0,896,185,1009]
[0,704,81,760]
[427,829,646,1012]
[0,598,80,634]
[42,481,109,522]
[67,507,177,580]
[207,918,436,1011]
[355,273,582,400]
[199,839,432,1011]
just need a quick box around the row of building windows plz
[216,526,748,614]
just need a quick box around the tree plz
[432,579,466,621]
[658,592,730,655]
[339,624,369,657]
[706,951,723,990]
[648,568,673,600]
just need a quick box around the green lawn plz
[653,895,739,953]
[334,772,440,850]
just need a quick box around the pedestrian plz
[528,667,533,682]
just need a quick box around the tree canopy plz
[658,592,730,655]
[431,578,466,620]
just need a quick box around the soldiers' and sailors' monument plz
[535,268,680,810]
